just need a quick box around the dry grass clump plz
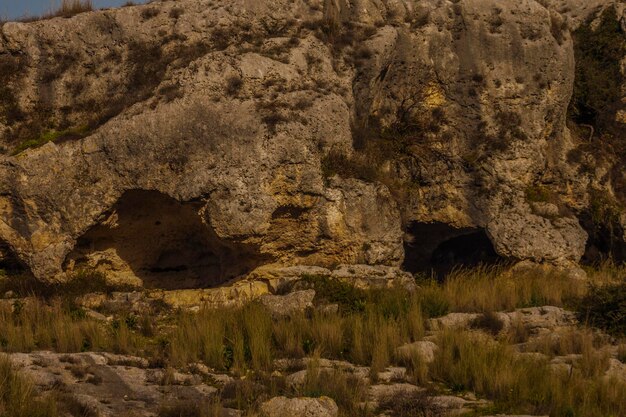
[0,298,145,354]
[157,399,222,417]
[167,302,273,372]
[297,357,369,417]
[0,269,136,299]
[55,0,93,17]
[470,311,504,336]
[427,265,588,313]
[430,329,626,417]
[524,328,605,357]
[378,391,444,417]
[15,0,94,21]
[0,355,58,417]
[1,264,626,416]
[167,293,424,374]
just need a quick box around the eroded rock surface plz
[260,396,339,417]
[0,0,624,284]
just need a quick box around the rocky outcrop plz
[259,396,339,417]
[260,289,316,317]
[0,0,624,284]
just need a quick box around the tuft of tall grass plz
[298,357,369,417]
[0,298,145,354]
[167,303,273,372]
[55,0,93,18]
[425,265,588,313]
[431,329,626,417]
[0,355,58,417]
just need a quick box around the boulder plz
[396,341,438,364]
[259,396,339,417]
[260,289,316,317]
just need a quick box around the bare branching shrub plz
[470,311,504,336]
[550,12,568,45]
[55,0,93,18]
[157,399,222,417]
[141,7,160,20]
[488,8,504,34]
[379,391,445,417]
[169,7,184,19]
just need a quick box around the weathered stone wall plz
[0,0,623,283]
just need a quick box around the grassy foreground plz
[0,264,625,416]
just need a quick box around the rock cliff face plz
[0,0,624,285]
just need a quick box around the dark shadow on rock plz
[402,222,504,280]
[65,190,269,290]
[579,212,626,265]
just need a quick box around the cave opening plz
[0,240,26,276]
[402,222,504,280]
[579,213,626,265]
[65,190,268,290]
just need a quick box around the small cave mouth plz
[0,240,27,276]
[579,213,626,265]
[65,190,269,290]
[402,222,505,280]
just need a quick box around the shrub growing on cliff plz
[569,6,624,132]
[301,274,367,313]
[55,0,93,18]
[225,75,244,96]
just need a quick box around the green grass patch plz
[12,126,90,155]
[301,274,367,313]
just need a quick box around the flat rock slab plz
[9,351,218,417]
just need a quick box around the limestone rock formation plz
[260,396,339,417]
[0,0,624,285]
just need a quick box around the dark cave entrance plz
[0,240,26,275]
[402,222,504,279]
[579,213,626,265]
[65,190,268,290]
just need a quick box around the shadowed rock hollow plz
[403,222,503,279]
[0,0,624,284]
[64,190,269,289]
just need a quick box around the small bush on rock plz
[301,275,367,313]
[225,75,243,96]
[470,311,504,336]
